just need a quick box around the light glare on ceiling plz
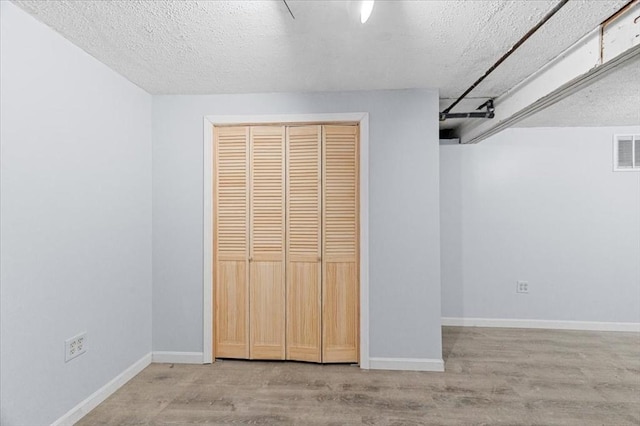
[360,0,374,24]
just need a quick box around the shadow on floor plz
[441,325,464,363]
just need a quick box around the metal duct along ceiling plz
[439,0,570,126]
[448,0,640,143]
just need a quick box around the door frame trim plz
[203,113,370,368]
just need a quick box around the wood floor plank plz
[77,327,640,426]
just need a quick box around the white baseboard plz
[152,351,204,364]
[369,357,445,372]
[51,352,152,426]
[442,317,640,332]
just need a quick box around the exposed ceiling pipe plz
[439,0,570,121]
[440,100,494,121]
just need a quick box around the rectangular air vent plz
[614,134,640,171]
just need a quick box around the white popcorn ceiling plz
[13,0,635,128]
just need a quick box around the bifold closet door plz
[214,126,250,359]
[286,126,322,362]
[322,125,359,363]
[249,126,286,360]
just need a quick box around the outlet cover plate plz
[65,332,87,362]
[516,281,529,294]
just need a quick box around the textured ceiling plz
[13,0,626,98]
[515,57,640,128]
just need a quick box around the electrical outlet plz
[516,281,529,294]
[65,332,87,362]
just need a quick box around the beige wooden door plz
[322,125,359,363]
[285,126,322,362]
[214,126,250,359]
[249,126,286,360]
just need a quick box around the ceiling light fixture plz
[360,0,374,24]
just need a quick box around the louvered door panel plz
[286,126,322,362]
[214,126,249,359]
[322,125,359,363]
[250,126,286,360]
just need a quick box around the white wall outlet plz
[516,281,529,294]
[65,332,87,362]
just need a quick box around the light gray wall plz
[0,3,152,425]
[440,126,640,323]
[152,90,442,360]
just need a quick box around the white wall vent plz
[613,134,640,172]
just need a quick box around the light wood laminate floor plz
[78,327,640,425]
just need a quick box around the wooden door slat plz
[250,126,286,360]
[214,126,250,360]
[286,125,322,363]
[322,125,359,363]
